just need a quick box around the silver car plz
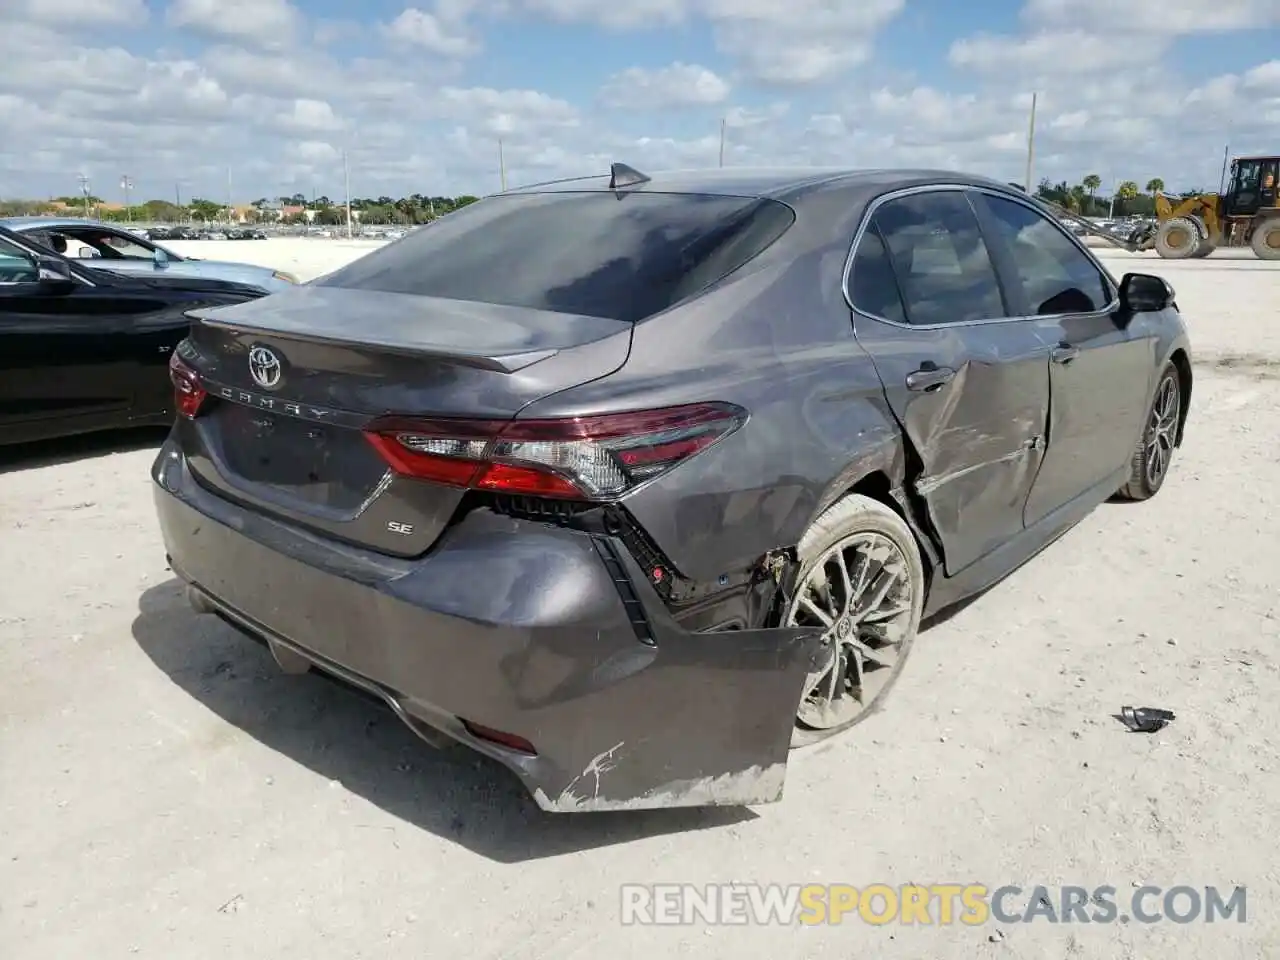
[0,217,298,294]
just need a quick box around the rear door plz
[846,187,1055,576]
[971,190,1153,526]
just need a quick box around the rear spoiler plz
[185,307,556,373]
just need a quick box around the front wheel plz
[1154,218,1200,259]
[1116,363,1182,501]
[784,495,925,746]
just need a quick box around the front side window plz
[63,228,155,260]
[317,191,796,324]
[979,194,1112,315]
[870,192,1007,326]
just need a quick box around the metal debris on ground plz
[1118,705,1176,733]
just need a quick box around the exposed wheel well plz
[844,470,938,591]
[1169,348,1192,445]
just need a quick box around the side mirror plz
[35,256,76,293]
[154,248,169,265]
[1119,272,1174,313]
[75,246,100,259]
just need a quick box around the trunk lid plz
[181,285,632,556]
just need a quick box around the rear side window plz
[978,194,1112,315]
[871,192,1007,325]
[318,192,795,323]
[848,224,907,324]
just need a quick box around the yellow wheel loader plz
[1028,155,1280,260]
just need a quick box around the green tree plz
[188,198,223,221]
[1114,181,1141,217]
[1145,178,1165,199]
[1082,174,1101,214]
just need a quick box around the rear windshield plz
[317,191,795,323]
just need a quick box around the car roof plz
[0,217,122,231]
[504,165,1017,202]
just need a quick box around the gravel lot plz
[2,242,1277,959]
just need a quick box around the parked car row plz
[147,226,269,241]
[0,218,298,294]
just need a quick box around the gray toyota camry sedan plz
[151,164,1191,812]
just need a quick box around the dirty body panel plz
[154,444,822,811]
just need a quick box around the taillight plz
[363,402,747,500]
[169,352,207,418]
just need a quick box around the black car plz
[0,225,267,446]
[152,165,1192,812]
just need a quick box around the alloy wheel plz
[1145,373,1180,489]
[785,532,916,730]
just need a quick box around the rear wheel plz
[1116,363,1182,501]
[1154,217,1200,259]
[1191,241,1216,258]
[1251,219,1280,261]
[785,495,925,746]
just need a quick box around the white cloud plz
[166,0,303,46]
[949,30,1168,74]
[380,6,479,57]
[599,63,729,108]
[12,0,148,26]
[1023,0,1280,32]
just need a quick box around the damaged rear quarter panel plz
[515,206,910,585]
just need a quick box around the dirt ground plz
[2,244,1277,959]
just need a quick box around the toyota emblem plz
[248,345,283,389]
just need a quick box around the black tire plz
[1154,218,1200,259]
[1116,363,1182,501]
[786,495,926,748]
[1191,241,1216,258]
[1251,219,1280,261]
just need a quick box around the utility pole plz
[498,139,507,192]
[1023,92,1038,197]
[226,167,233,224]
[77,174,91,219]
[343,149,353,239]
[121,175,133,222]
[1218,143,1231,195]
[719,117,726,168]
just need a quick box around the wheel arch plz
[1168,348,1192,446]
[816,467,941,598]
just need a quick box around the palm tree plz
[1145,178,1165,200]
[1083,174,1101,214]
[1114,181,1140,217]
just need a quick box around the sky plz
[0,0,1277,203]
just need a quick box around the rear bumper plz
[151,438,821,812]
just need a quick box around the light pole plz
[77,175,91,219]
[1023,92,1038,198]
[121,175,133,222]
[343,149,353,239]
[498,139,507,192]
[719,117,726,168]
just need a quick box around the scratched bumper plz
[151,439,821,812]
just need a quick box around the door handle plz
[905,366,956,392]
[1051,343,1080,364]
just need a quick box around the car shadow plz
[131,579,755,862]
[0,426,168,475]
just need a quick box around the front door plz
[1259,159,1279,211]
[846,188,1052,576]
[970,190,1154,526]
[0,241,156,443]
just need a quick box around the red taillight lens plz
[169,352,207,419]
[363,402,747,500]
